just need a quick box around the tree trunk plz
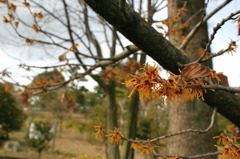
[121,92,139,159]
[167,0,217,158]
[106,80,120,159]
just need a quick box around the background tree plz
[26,120,54,159]
[0,83,26,140]
[167,0,217,158]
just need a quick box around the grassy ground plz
[0,110,162,159]
[0,111,106,159]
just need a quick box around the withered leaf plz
[180,63,212,82]
[218,74,229,87]
[57,91,65,103]
[21,91,30,107]
[66,96,78,113]
[58,51,69,62]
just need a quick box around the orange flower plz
[141,145,159,154]
[227,40,237,53]
[218,146,234,159]
[23,2,30,7]
[131,142,143,150]
[236,150,240,159]
[8,3,16,12]
[106,128,124,144]
[94,123,105,139]
[34,12,44,19]
[2,16,9,23]
[25,39,35,45]
[214,135,231,146]
[14,21,19,28]
[124,64,160,99]
[31,24,39,32]
[178,8,187,13]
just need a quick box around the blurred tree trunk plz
[167,0,217,158]
[121,92,139,159]
[106,80,120,159]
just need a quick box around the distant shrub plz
[0,83,26,140]
[26,119,55,159]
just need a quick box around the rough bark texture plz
[106,81,120,159]
[168,100,217,157]
[84,0,240,128]
[167,0,217,158]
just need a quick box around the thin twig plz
[1,45,139,94]
[154,151,221,159]
[179,0,232,50]
[196,10,240,63]
[181,10,240,67]
[124,107,217,143]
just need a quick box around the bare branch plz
[184,84,240,93]
[123,107,217,143]
[179,0,233,50]
[197,10,240,63]
[154,151,221,159]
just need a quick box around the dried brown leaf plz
[57,91,65,103]
[58,51,69,62]
[180,63,212,82]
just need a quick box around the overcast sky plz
[0,0,239,91]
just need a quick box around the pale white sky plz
[0,0,239,91]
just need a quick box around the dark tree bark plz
[84,0,240,127]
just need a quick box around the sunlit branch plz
[179,0,232,51]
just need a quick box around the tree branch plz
[154,151,221,159]
[179,0,232,50]
[84,0,240,127]
[124,107,217,144]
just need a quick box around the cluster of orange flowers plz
[156,6,188,43]
[227,40,238,53]
[94,123,105,139]
[214,135,240,159]
[94,123,124,144]
[131,142,159,154]
[123,63,220,103]
[94,123,160,155]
